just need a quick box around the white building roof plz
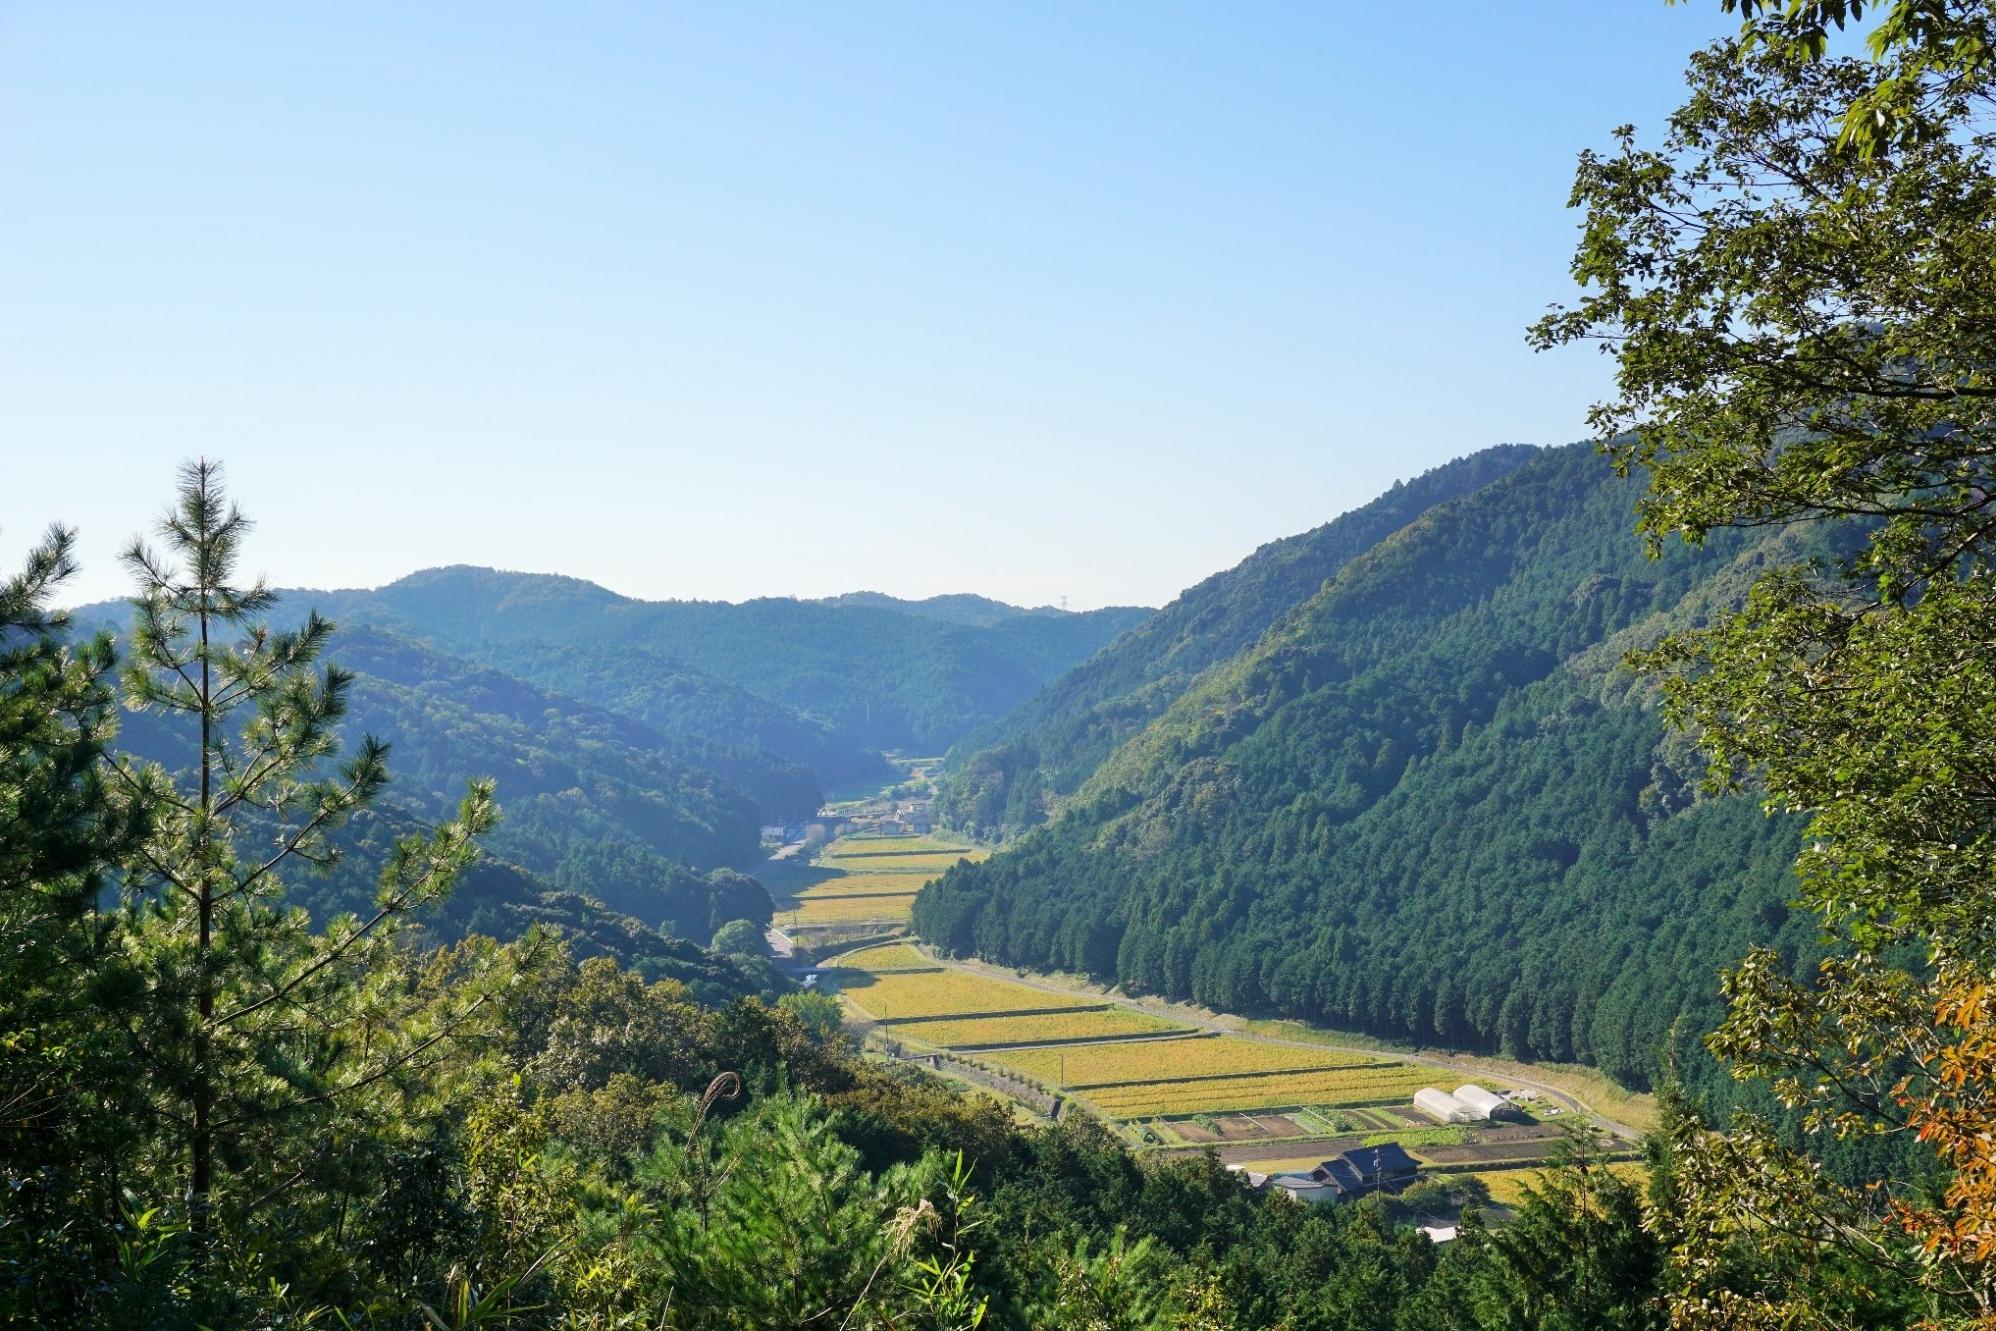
[1414,1087,1483,1123]
[1453,1084,1509,1116]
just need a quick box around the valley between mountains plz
[763,765,1648,1216]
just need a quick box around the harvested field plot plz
[837,969,1097,1022]
[1419,1139,1570,1166]
[1169,1113,1319,1144]
[833,943,931,971]
[889,1008,1187,1049]
[988,1036,1388,1087]
[1082,1065,1443,1118]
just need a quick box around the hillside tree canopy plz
[1533,4,1996,1324]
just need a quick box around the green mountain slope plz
[313,567,1152,757]
[309,807,766,1005]
[913,444,1825,1091]
[936,444,1542,837]
[106,621,774,945]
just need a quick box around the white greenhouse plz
[1452,1084,1511,1120]
[1413,1087,1481,1124]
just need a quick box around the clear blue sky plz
[2,2,1742,610]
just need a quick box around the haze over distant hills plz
[75,574,1146,974]
[302,566,1151,759]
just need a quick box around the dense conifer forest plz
[919,447,1817,1087]
[935,444,1541,839]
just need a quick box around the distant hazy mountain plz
[309,568,1152,757]
[813,590,1072,628]
[915,443,1827,1103]
[936,444,1541,837]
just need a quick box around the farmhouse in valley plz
[1257,1143,1420,1204]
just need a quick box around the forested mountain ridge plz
[814,589,1070,626]
[936,443,1541,837]
[914,443,1824,1094]
[100,619,777,946]
[307,565,1152,759]
[299,804,769,1003]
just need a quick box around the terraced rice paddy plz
[837,968,1097,1022]
[987,1035,1389,1087]
[889,1007,1188,1049]
[773,834,988,928]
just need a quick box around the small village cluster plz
[762,797,935,846]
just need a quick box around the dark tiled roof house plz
[1261,1142,1421,1204]
[1308,1143,1420,1200]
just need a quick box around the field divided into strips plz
[890,1009,1189,1050]
[776,835,988,928]
[989,1035,1385,1087]
[1082,1065,1443,1118]
[825,921,1530,1138]
[973,1030,1463,1120]
[778,834,990,925]
[820,835,984,861]
[837,968,1097,1023]
[796,872,949,898]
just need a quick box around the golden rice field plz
[821,836,982,861]
[821,848,983,870]
[988,1036,1388,1087]
[833,943,932,971]
[780,894,919,925]
[1080,1065,1448,1119]
[795,871,952,898]
[837,968,1097,1022]
[890,1008,1189,1049]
